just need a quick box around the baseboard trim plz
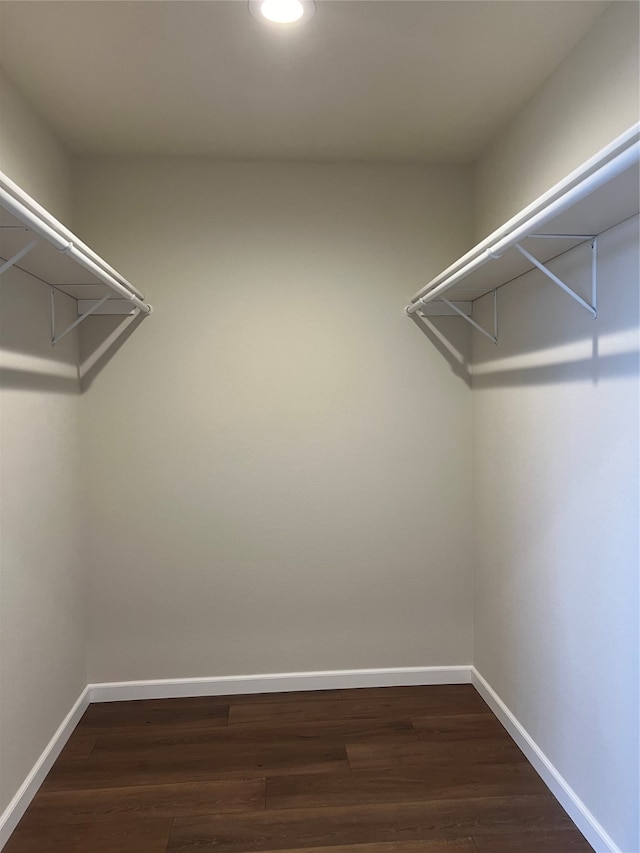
[89,665,473,703]
[0,686,91,850]
[471,667,621,853]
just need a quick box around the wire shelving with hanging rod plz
[0,172,152,346]
[405,123,640,344]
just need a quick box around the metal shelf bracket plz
[515,235,597,319]
[50,286,111,347]
[0,235,39,276]
[439,290,498,345]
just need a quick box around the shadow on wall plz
[471,341,639,390]
[405,305,639,391]
[0,366,78,395]
[410,305,639,391]
[78,311,145,393]
[1,264,78,394]
[0,312,146,394]
[415,219,639,390]
[0,262,148,394]
[371,299,638,392]
[408,313,472,388]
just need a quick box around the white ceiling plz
[0,0,607,163]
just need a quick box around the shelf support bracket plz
[0,238,39,277]
[514,238,597,318]
[438,290,498,345]
[50,287,112,347]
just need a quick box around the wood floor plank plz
[346,738,526,771]
[472,828,594,851]
[410,714,508,743]
[55,731,97,761]
[229,692,490,728]
[41,739,349,791]
[167,795,576,852]
[338,687,481,703]
[78,698,229,732]
[3,816,172,853]
[92,717,418,752]
[228,690,344,704]
[258,842,478,853]
[265,763,548,811]
[23,778,265,823]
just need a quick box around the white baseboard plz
[89,665,472,703]
[471,667,621,853]
[0,686,90,850]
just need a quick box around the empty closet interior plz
[0,2,638,852]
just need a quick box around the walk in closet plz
[0,3,638,853]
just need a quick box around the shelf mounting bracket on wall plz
[50,286,112,346]
[416,293,498,344]
[440,291,498,345]
[0,235,39,277]
[514,234,598,319]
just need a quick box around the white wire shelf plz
[0,172,152,345]
[406,123,640,342]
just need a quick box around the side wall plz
[474,1,640,239]
[0,69,85,817]
[472,4,640,850]
[73,158,475,683]
[473,217,639,853]
[0,68,72,223]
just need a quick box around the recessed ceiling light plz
[249,0,315,26]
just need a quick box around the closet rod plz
[0,171,145,301]
[0,183,152,315]
[405,122,640,313]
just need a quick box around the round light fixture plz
[249,0,315,25]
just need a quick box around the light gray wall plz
[73,158,475,682]
[474,1,639,240]
[0,67,73,224]
[472,217,639,853]
[0,69,85,815]
[471,5,640,850]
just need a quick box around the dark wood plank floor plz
[4,685,593,853]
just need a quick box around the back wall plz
[73,158,475,682]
